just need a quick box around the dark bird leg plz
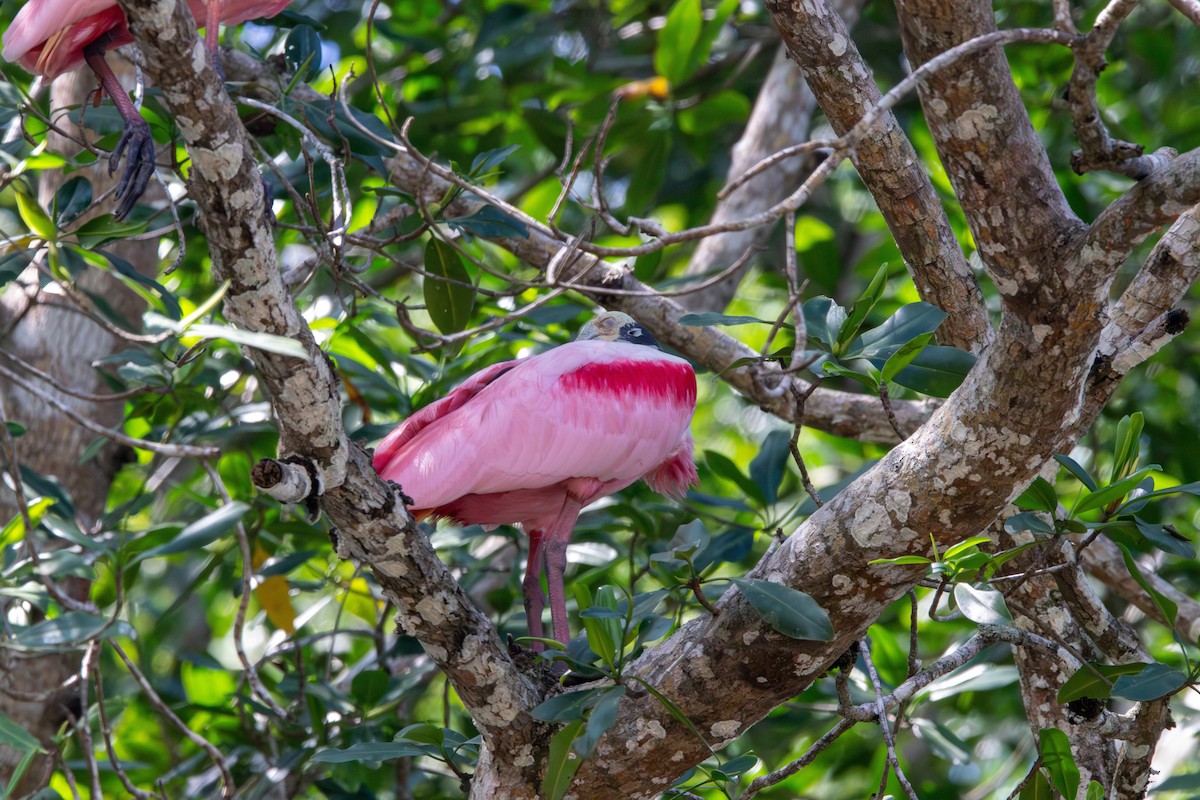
[82,36,154,220]
[522,528,547,651]
[543,498,584,648]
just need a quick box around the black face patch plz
[618,322,661,349]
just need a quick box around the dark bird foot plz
[108,118,156,221]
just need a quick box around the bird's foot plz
[108,118,155,221]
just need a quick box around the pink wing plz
[2,0,124,76]
[210,0,294,28]
[372,359,519,473]
[2,0,293,77]
[373,340,697,518]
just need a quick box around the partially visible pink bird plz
[373,311,699,649]
[2,0,292,219]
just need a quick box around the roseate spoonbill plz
[373,312,699,648]
[1,0,291,219]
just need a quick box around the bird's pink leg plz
[82,38,155,221]
[205,1,221,59]
[543,498,584,647]
[522,527,547,651]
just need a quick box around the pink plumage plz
[2,0,292,219]
[373,313,698,647]
[2,0,292,78]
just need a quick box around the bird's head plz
[576,311,661,348]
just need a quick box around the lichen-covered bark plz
[764,0,992,352]
[894,0,1085,306]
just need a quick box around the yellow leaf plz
[613,76,670,101]
[252,544,297,634]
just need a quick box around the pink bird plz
[373,311,699,649]
[2,0,291,219]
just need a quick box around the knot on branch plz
[252,456,323,521]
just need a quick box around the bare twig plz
[742,718,855,799]
[110,641,236,798]
[0,362,218,459]
[861,640,919,800]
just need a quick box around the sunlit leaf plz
[731,578,832,640]
[424,238,476,335]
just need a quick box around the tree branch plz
[895,0,1086,304]
[114,0,547,777]
[765,0,992,352]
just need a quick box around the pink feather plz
[2,0,292,77]
[373,339,698,530]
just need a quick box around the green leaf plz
[1005,512,1055,535]
[542,719,585,800]
[424,238,476,335]
[942,536,993,560]
[71,216,149,249]
[721,754,759,776]
[848,302,947,359]
[531,687,611,723]
[1073,467,1157,516]
[1038,728,1080,800]
[0,709,45,753]
[881,332,933,384]
[678,313,772,327]
[821,360,881,392]
[1133,517,1195,558]
[749,430,791,507]
[574,686,625,758]
[351,669,390,708]
[868,555,933,566]
[1055,454,1099,492]
[15,189,55,240]
[469,144,520,178]
[1015,477,1059,513]
[910,718,971,765]
[667,520,710,559]
[731,578,833,640]
[1152,772,1200,793]
[889,345,976,397]
[13,612,135,648]
[1111,412,1144,483]
[802,297,847,351]
[836,263,889,352]
[655,0,702,86]
[1057,662,1148,703]
[1086,780,1106,800]
[577,585,621,668]
[1111,661,1188,701]
[284,24,322,81]
[98,250,182,320]
[311,741,433,763]
[183,323,310,359]
[953,583,1011,624]
[704,451,766,508]
[1117,543,1177,626]
[445,205,530,240]
[1019,768,1053,800]
[54,177,93,227]
[140,502,249,559]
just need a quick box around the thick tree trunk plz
[0,62,157,794]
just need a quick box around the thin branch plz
[0,361,217,459]
[741,718,855,799]
[110,641,236,798]
[860,640,918,800]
